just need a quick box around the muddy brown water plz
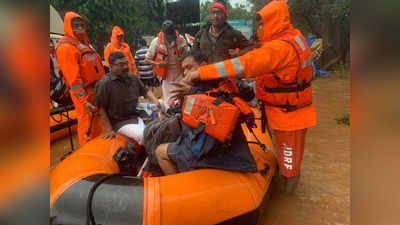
[261,73,350,225]
[50,73,350,225]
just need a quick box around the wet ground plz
[50,134,79,170]
[261,73,350,225]
[50,72,350,225]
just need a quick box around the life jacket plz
[56,36,104,87]
[153,31,186,79]
[181,80,253,142]
[256,29,313,112]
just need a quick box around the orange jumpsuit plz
[104,26,137,75]
[55,12,104,146]
[197,0,317,178]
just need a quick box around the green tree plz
[200,0,253,25]
[145,0,167,25]
[228,2,253,19]
[248,0,270,13]
[287,0,350,64]
[50,0,82,18]
[78,0,155,54]
[247,0,350,66]
[200,0,213,24]
[50,0,163,58]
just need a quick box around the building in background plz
[227,19,253,40]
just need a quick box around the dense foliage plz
[50,0,349,65]
[248,0,350,65]
[200,0,253,24]
[50,0,166,57]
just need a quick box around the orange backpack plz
[181,94,241,143]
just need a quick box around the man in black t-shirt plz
[94,51,160,145]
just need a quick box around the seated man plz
[151,50,257,175]
[94,51,160,145]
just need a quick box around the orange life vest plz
[182,94,240,143]
[181,80,253,142]
[57,36,105,87]
[208,79,254,118]
[153,31,186,79]
[256,29,313,112]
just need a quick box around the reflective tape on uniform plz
[86,55,95,61]
[294,35,306,51]
[183,96,195,115]
[159,44,168,52]
[302,57,312,68]
[70,83,84,91]
[231,57,244,78]
[74,90,87,99]
[215,62,228,78]
[77,44,87,50]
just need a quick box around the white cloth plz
[117,118,145,145]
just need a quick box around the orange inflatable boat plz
[50,109,277,225]
[50,105,77,142]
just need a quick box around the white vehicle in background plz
[50,4,64,44]
[50,4,64,78]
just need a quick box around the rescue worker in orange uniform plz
[184,0,317,193]
[104,26,137,75]
[55,12,105,146]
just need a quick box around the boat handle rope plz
[246,125,266,152]
[86,173,137,225]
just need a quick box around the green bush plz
[332,62,350,79]
[335,113,350,126]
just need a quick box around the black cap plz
[162,20,176,43]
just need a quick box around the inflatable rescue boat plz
[50,109,277,225]
[50,104,77,142]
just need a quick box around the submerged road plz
[261,72,350,225]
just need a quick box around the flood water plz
[51,73,350,225]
